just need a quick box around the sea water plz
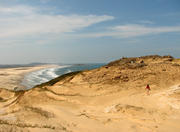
[21,63,104,89]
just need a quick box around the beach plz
[0,65,58,91]
[0,56,180,132]
[0,0,179,131]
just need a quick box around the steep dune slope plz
[0,55,180,132]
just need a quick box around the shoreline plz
[0,64,59,91]
[0,55,180,131]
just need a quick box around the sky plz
[0,0,180,64]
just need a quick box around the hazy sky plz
[0,0,180,64]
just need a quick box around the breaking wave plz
[21,64,105,89]
[21,66,69,89]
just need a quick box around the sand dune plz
[0,55,180,132]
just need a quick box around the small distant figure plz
[146,84,151,95]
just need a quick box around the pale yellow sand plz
[0,56,180,132]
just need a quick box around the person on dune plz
[146,84,151,95]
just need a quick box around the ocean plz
[21,63,105,89]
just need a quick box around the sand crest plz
[0,55,180,132]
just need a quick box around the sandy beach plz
[0,55,180,132]
[0,65,58,91]
[1,0,179,131]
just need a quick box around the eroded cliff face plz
[0,55,180,132]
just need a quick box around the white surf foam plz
[21,65,70,89]
[46,68,59,78]
[65,69,72,74]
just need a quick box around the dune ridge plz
[0,55,180,132]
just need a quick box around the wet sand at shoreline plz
[0,65,58,91]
